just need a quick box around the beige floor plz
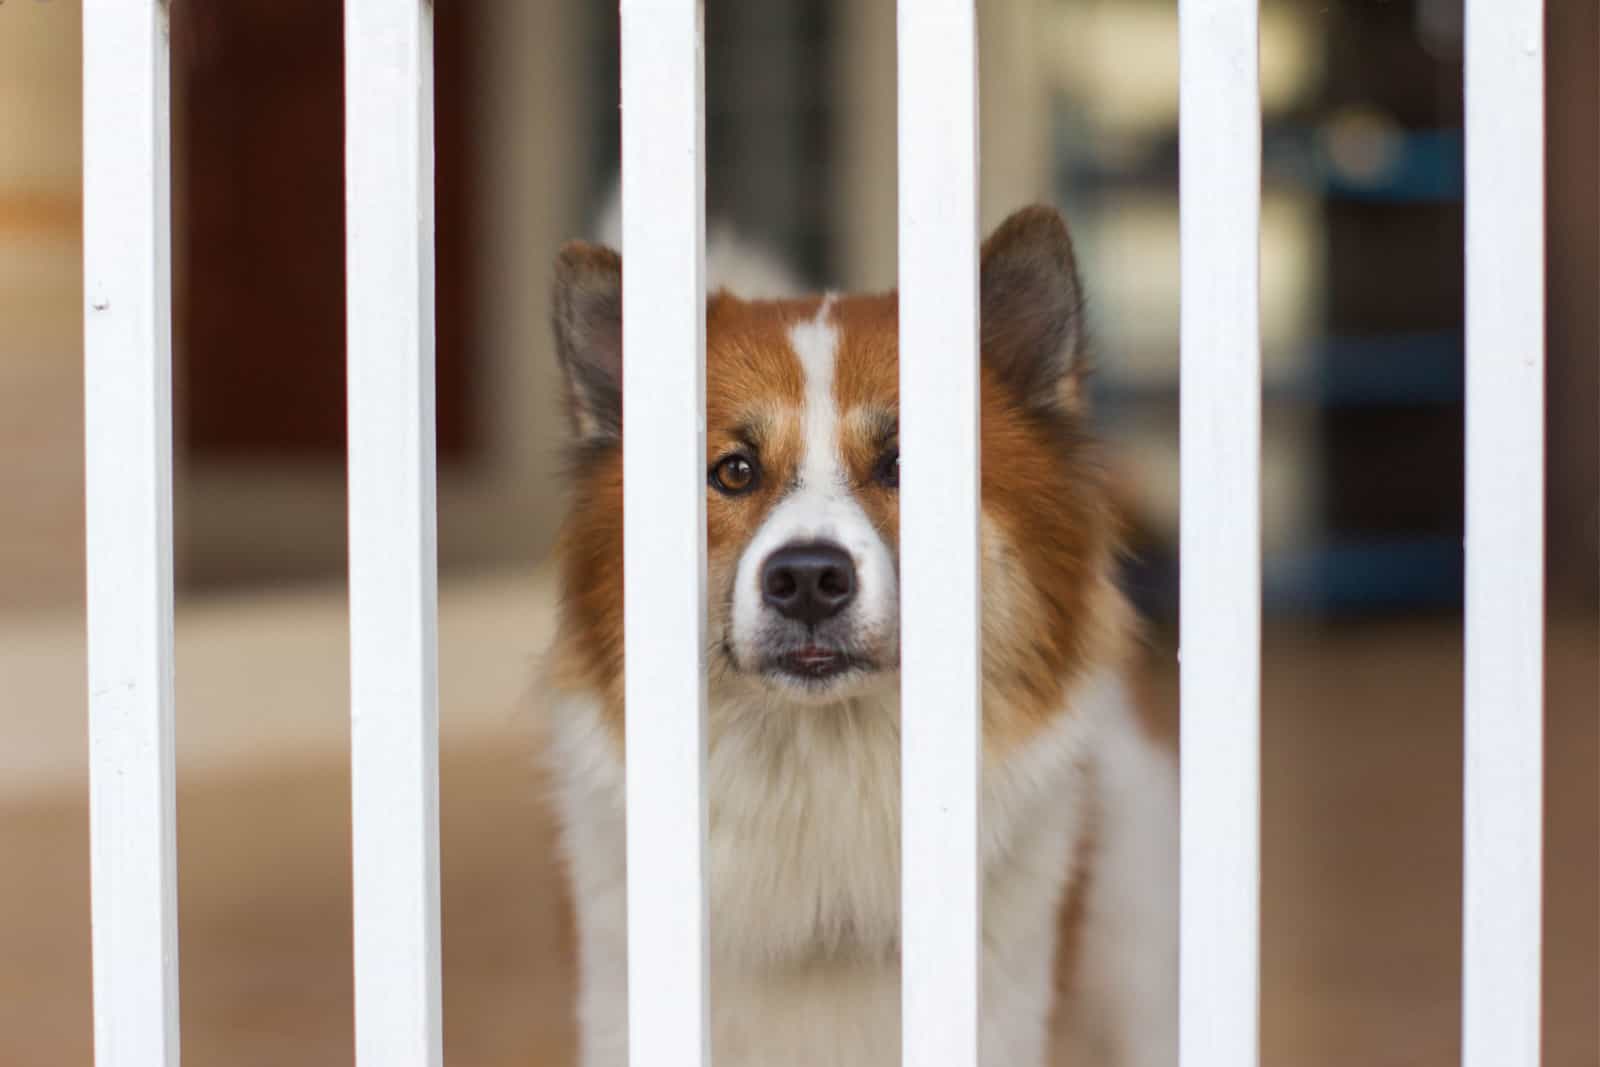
[2,593,1594,1066]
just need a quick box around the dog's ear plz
[551,241,624,442]
[980,205,1088,414]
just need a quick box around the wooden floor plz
[3,619,1594,1066]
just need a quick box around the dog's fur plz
[540,205,1177,1067]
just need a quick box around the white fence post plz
[83,2,180,1064]
[1178,2,1262,1067]
[897,2,983,1066]
[343,1,444,1064]
[1461,2,1547,1066]
[620,2,711,1065]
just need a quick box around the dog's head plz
[551,206,1126,735]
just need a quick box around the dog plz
[541,203,1178,1067]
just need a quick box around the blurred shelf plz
[1265,535,1463,614]
[1050,0,1469,621]
[1055,122,1463,206]
[1122,535,1463,624]
[1093,330,1463,410]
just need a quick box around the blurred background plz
[1,1,1594,1064]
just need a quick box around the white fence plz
[81,1,1546,1066]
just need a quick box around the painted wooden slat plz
[620,2,711,1065]
[896,2,983,1066]
[82,2,180,1064]
[343,2,443,1064]
[1178,2,1262,1066]
[1461,3,1546,1065]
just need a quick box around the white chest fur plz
[546,670,1172,1067]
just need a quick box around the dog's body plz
[542,206,1177,1067]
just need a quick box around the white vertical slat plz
[1461,2,1546,1065]
[620,2,710,1065]
[344,1,443,1064]
[83,2,179,1064]
[1178,2,1261,1067]
[897,2,982,1066]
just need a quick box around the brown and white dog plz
[541,205,1177,1067]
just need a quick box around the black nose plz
[761,543,857,626]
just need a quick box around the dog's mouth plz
[718,617,893,695]
[759,641,880,689]
[776,644,856,679]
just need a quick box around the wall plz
[0,0,82,612]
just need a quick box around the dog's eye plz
[874,447,899,489]
[710,453,760,495]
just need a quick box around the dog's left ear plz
[980,205,1088,414]
[551,241,624,443]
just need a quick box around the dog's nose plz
[761,543,857,626]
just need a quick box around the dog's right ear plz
[551,241,623,443]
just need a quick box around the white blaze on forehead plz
[788,295,843,491]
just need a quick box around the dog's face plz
[703,291,903,703]
[552,207,1124,733]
